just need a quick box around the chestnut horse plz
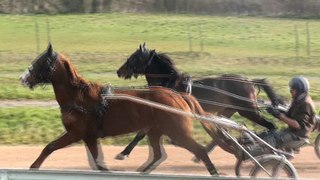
[19,43,219,175]
[116,43,284,160]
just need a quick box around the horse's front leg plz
[84,138,108,170]
[115,131,146,160]
[30,131,81,169]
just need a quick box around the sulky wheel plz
[315,133,320,159]
[235,158,255,177]
[250,154,298,179]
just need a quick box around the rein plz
[144,73,172,78]
[191,83,257,104]
[197,98,260,112]
[143,73,260,105]
[195,76,267,86]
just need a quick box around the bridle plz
[28,52,57,84]
[135,50,156,73]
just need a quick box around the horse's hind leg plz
[192,141,217,163]
[208,109,235,151]
[30,131,81,169]
[84,137,107,170]
[137,130,167,173]
[170,134,218,175]
[115,131,146,160]
[192,109,235,163]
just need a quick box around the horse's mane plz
[59,53,102,100]
[156,53,179,73]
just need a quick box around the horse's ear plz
[140,43,146,53]
[47,42,53,56]
[143,42,149,52]
[139,44,142,52]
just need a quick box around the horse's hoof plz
[209,169,219,176]
[97,165,109,171]
[114,153,127,160]
[30,164,40,170]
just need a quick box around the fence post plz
[198,24,204,52]
[294,25,299,60]
[35,20,40,54]
[306,22,310,57]
[188,25,193,52]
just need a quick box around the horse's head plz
[20,43,58,89]
[117,43,154,79]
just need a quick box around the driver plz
[267,76,316,150]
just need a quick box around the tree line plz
[1,0,320,17]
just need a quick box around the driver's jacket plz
[286,94,316,138]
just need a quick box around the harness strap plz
[146,51,156,66]
[60,103,87,113]
[145,73,172,78]
[59,86,112,136]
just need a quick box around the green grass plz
[0,107,202,145]
[0,107,149,145]
[0,107,318,145]
[1,13,320,100]
[0,107,63,144]
[0,13,320,144]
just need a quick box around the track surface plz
[0,145,318,179]
[0,100,319,179]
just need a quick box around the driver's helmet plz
[289,76,310,94]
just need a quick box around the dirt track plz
[0,145,318,179]
[1,100,319,179]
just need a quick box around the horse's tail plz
[252,78,285,106]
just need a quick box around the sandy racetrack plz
[0,145,318,179]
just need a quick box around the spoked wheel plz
[250,155,298,179]
[315,133,320,159]
[235,158,255,177]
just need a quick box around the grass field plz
[0,13,320,144]
[1,13,320,100]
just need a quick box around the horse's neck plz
[145,58,178,87]
[52,83,80,106]
[52,77,99,107]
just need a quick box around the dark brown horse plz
[116,43,284,160]
[19,43,219,175]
